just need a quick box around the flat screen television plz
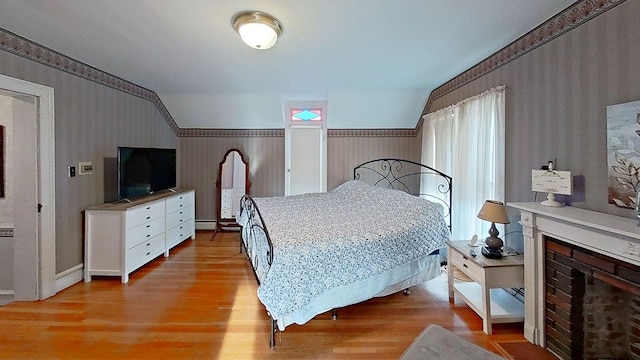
[117,147,176,200]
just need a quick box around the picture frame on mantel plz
[607,99,640,209]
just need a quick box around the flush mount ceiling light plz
[232,11,282,50]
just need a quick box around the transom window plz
[290,108,322,122]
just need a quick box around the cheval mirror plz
[213,148,251,237]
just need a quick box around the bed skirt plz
[274,251,442,330]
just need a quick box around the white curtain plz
[421,86,506,241]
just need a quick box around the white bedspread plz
[238,180,450,330]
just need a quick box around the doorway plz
[284,102,327,196]
[0,74,56,302]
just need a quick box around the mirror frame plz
[214,148,251,235]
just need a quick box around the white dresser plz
[165,191,195,252]
[84,189,195,283]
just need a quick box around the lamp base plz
[481,246,502,259]
[541,192,565,207]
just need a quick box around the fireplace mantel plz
[508,202,640,346]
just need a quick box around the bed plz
[236,159,452,347]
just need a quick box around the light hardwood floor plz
[0,231,554,359]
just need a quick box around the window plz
[290,108,322,122]
[421,86,506,240]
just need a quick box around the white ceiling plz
[0,1,572,129]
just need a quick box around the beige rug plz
[399,324,504,360]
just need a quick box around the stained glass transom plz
[291,108,322,121]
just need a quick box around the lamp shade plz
[232,11,282,50]
[477,200,510,224]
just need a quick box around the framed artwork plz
[607,100,640,209]
[0,125,3,198]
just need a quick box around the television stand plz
[84,189,196,283]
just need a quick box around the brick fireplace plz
[545,236,640,359]
[510,202,640,360]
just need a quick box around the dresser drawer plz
[167,221,194,249]
[126,234,165,272]
[166,191,194,213]
[126,201,165,229]
[126,217,165,249]
[450,247,483,282]
[167,205,193,229]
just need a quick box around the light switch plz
[68,166,76,177]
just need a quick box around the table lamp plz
[531,169,572,207]
[477,200,510,259]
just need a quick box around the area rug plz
[493,340,558,360]
[399,324,504,360]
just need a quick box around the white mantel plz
[508,202,640,347]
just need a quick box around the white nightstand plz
[446,240,525,334]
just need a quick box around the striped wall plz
[0,50,177,273]
[424,0,640,221]
[179,135,284,221]
[179,132,417,220]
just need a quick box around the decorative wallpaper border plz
[179,128,417,137]
[328,129,416,137]
[179,128,285,137]
[0,28,181,135]
[421,0,626,116]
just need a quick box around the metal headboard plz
[353,158,452,231]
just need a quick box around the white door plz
[286,126,325,196]
[0,74,56,301]
[283,102,327,196]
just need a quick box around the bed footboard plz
[237,195,278,346]
[238,195,274,285]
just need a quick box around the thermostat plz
[78,161,93,175]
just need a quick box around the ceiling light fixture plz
[232,11,282,50]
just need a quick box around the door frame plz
[0,74,56,300]
[283,101,327,196]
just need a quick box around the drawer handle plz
[179,204,183,207]
[463,264,468,268]
[179,196,183,199]
[146,243,150,246]
[462,255,468,260]
[179,226,183,229]
[146,252,151,256]
[146,234,151,238]
[179,233,183,237]
[146,206,151,210]
[146,224,151,228]
[146,216,151,220]
[179,211,183,214]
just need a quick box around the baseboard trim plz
[0,290,14,306]
[53,222,216,294]
[55,264,84,293]
[196,220,216,230]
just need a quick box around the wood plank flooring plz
[0,231,556,359]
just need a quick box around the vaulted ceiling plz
[0,1,572,129]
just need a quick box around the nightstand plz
[446,240,525,334]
